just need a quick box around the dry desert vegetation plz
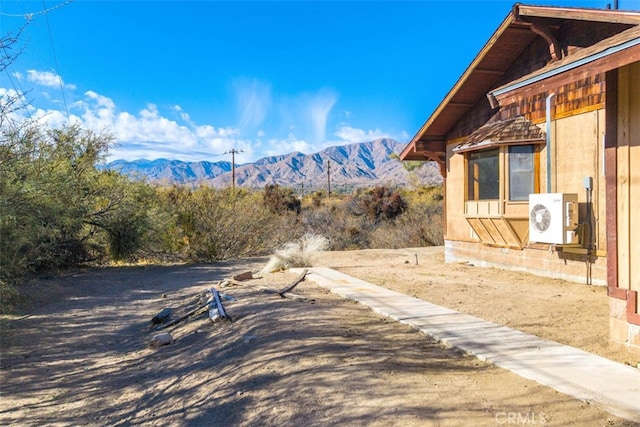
[1,247,639,426]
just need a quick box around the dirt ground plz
[1,247,639,426]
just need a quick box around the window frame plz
[466,148,500,201]
[465,144,540,204]
[507,144,540,201]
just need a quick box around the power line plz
[224,148,244,192]
[41,0,70,125]
[326,158,331,198]
[0,0,74,20]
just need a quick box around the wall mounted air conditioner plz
[528,193,579,245]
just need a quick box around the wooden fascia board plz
[493,42,640,104]
[408,11,516,144]
[517,5,640,25]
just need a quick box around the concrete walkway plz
[292,267,640,423]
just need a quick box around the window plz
[467,148,499,200]
[508,145,535,201]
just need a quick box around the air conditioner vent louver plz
[528,193,579,245]
[530,204,551,232]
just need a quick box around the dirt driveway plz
[1,248,639,426]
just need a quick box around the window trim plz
[464,143,541,204]
[507,145,541,201]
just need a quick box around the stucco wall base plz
[444,240,607,286]
[610,298,640,352]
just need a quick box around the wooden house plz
[400,4,640,351]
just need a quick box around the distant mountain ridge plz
[106,138,442,189]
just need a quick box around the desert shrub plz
[86,173,159,262]
[262,184,301,214]
[0,123,165,282]
[301,201,374,250]
[348,186,407,224]
[370,186,444,248]
[2,126,125,271]
[310,191,324,207]
[160,187,303,261]
[261,234,329,273]
[299,185,443,250]
[369,202,444,249]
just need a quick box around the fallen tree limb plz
[260,269,309,300]
[156,300,210,330]
[276,269,307,296]
[261,287,312,301]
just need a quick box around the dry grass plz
[260,234,330,273]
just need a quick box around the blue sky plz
[0,0,632,163]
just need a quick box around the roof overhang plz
[490,25,640,103]
[400,3,640,162]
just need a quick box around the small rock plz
[148,332,174,348]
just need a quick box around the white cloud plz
[2,70,408,163]
[334,126,389,143]
[27,69,76,90]
[306,89,337,144]
[261,135,313,158]
[30,107,81,129]
[85,90,115,109]
[278,88,337,146]
[59,91,242,160]
[332,126,411,146]
[233,78,271,132]
[174,104,195,126]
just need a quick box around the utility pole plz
[326,159,331,198]
[225,148,243,192]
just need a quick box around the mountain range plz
[105,138,442,190]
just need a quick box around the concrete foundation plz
[444,240,606,286]
[609,297,640,352]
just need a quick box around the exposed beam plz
[527,22,562,61]
[421,151,447,178]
